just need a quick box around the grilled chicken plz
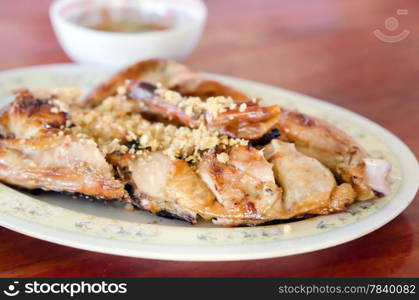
[126,81,280,140]
[264,140,355,216]
[0,135,126,199]
[0,90,126,200]
[84,59,250,107]
[363,158,392,196]
[85,58,391,200]
[0,89,69,139]
[110,147,285,226]
[108,152,216,223]
[276,109,391,200]
[0,59,392,227]
[197,146,284,225]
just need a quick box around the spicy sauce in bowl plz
[77,7,171,33]
[50,0,207,67]
[89,19,168,33]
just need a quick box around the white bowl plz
[49,0,207,67]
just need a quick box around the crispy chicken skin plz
[113,143,352,225]
[0,135,126,200]
[0,89,69,139]
[264,140,355,216]
[84,59,249,107]
[110,147,285,226]
[197,146,284,225]
[108,152,225,223]
[276,109,391,200]
[0,91,126,200]
[126,81,281,140]
[112,152,215,223]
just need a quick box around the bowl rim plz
[49,0,207,38]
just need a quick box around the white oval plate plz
[0,64,417,261]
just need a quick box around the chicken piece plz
[84,59,249,107]
[197,146,284,225]
[126,81,280,140]
[85,58,391,199]
[0,89,69,139]
[110,147,285,226]
[207,104,281,140]
[264,139,355,216]
[131,153,210,223]
[0,135,126,200]
[108,152,223,223]
[276,109,391,200]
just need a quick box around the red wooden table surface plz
[0,0,418,277]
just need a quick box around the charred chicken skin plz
[126,80,281,140]
[0,90,126,200]
[275,109,391,200]
[0,135,126,199]
[84,58,250,107]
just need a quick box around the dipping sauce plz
[88,19,168,33]
[80,7,170,33]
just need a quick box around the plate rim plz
[0,63,417,261]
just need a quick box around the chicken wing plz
[126,81,280,140]
[0,90,126,200]
[0,135,126,200]
[0,89,69,139]
[276,109,391,200]
[264,139,355,216]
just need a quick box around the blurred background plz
[0,0,417,156]
[0,0,418,277]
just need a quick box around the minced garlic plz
[50,107,59,114]
[43,87,249,163]
[155,86,241,118]
[216,152,229,163]
[239,103,247,112]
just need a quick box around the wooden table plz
[0,0,418,277]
